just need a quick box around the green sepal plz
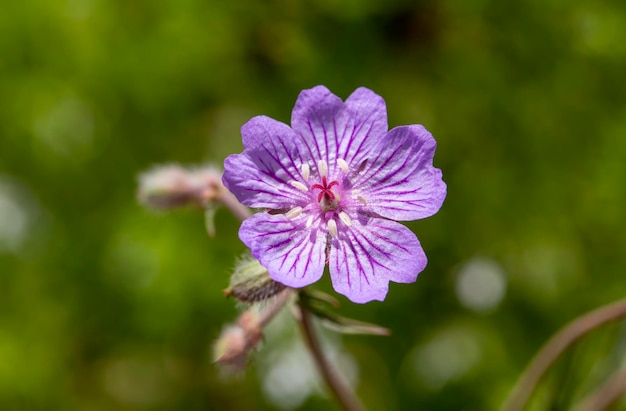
[299,289,390,336]
[224,253,286,303]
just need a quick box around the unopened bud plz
[214,287,295,371]
[224,255,286,303]
[137,165,222,211]
[213,325,248,370]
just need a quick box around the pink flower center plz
[289,159,362,214]
[311,176,339,203]
[287,160,359,233]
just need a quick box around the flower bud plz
[212,325,248,370]
[137,165,221,211]
[214,288,294,371]
[224,254,286,303]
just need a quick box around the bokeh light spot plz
[456,257,507,313]
[413,327,481,390]
[0,178,36,254]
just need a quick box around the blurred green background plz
[2,0,626,410]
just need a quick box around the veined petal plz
[340,87,389,166]
[329,215,427,303]
[354,125,447,221]
[239,213,326,289]
[290,86,388,175]
[223,116,310,209]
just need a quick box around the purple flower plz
[223,86,446,303]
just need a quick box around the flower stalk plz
[216,179,253,221]
[298,297,366,411]
[573,366,626,411]
[501,297,626,411]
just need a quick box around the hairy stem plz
[501,297,626,411]
[257,288,295,327]
[298,301,366,411]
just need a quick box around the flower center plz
[288,158,367,233]
[286,158,362,237]
[289,159,368,209]
[308,160,343,212]
[311,176,339,203]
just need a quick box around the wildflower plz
[223,86,446,303]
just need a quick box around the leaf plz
[299,289,390,336]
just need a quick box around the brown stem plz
[501,297,626,411]
[217,182,252,221]
[298,302,366,411]
[257,288,295,327]
[573,367,626,411]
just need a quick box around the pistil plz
[311,176,339,202]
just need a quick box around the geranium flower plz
[223,86,446,303]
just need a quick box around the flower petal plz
[239,212,326,289]
[354,125,446,221]
[290,86,388,175]
[329,215,427,303]
[340,87,389,166]
[223,116,310,209]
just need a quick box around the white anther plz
[290,181,309,192]
[318,159,328,178]
[337,158,349,174]
[306,215,314,228]
[327,219,338,238]
[285,206,303,219]
[351,189,368,205]
[301,163,310,181]
[338,211,352,227]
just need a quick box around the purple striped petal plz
[239,212,326,289]
[290,86,388,175]
[223,116,310,209]
[340,87,389,166]
[353,125,447,221]
[329,215,427,303]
